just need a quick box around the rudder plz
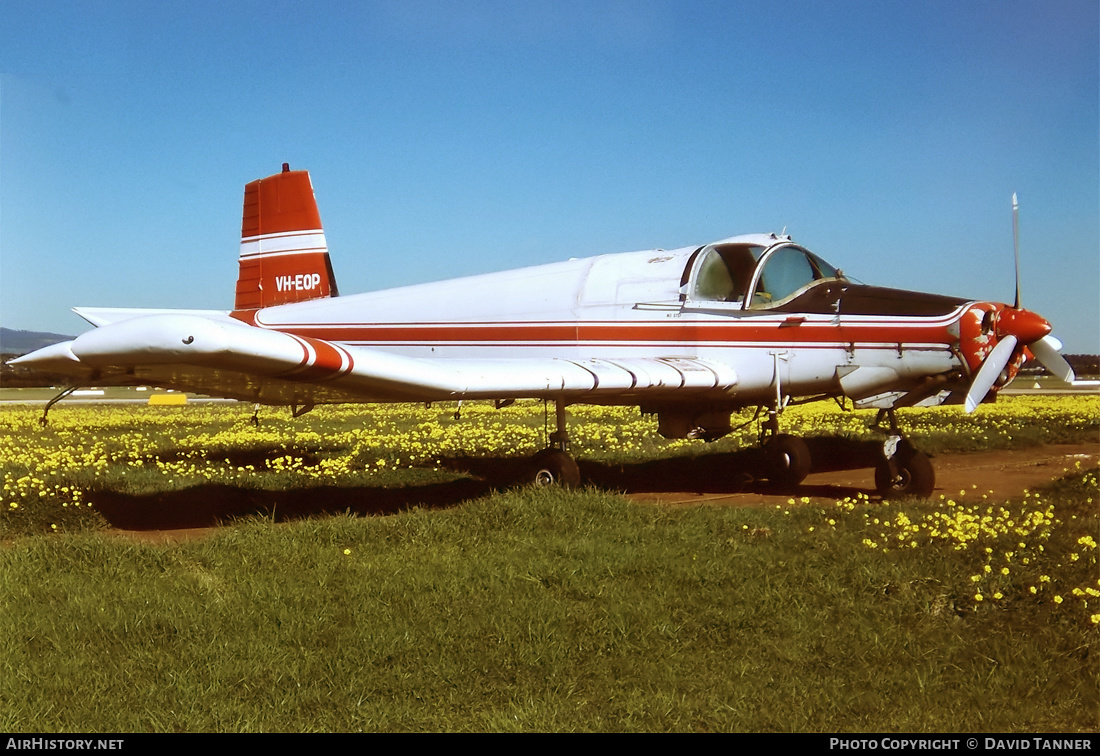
[233,164,339,311]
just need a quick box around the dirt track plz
[625,442,1098,508]
[103,441,1098,543]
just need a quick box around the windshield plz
[750,245,842,307]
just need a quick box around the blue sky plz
[2,0,1097,352]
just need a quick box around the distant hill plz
[0,328,75,357]
[1,329,78,387]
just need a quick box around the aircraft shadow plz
[90,478,493,531]
[90,436,884,531]
[588,435,880,500]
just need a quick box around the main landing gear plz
[870,409,935,499]
[759,410,812,490]
[517,399,934,498]
[758,404,935,498]
[527,400,581,488]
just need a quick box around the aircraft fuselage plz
[240,234,971,410]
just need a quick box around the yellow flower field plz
[803,467,1098,626]
[1,394,1096,530]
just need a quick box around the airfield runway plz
[626,441,1097,508]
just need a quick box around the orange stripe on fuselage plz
[261,319,956,348]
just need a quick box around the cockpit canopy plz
[683,240,844,309]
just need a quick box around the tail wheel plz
[765,434,811,489]
[529,449,581,489]
[875,448,935,498]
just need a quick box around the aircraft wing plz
[11,312,739,406]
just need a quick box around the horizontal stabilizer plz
[74,306,233,328]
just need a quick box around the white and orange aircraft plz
[14,165,1074,497]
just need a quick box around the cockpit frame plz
[682,239,845,312]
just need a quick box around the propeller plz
[1030,335,1075,384]
[962,194,1075,412]
[965,335,1018,413]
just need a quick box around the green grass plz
[1,475,1096,732]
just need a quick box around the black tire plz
[529,449,581,488]
[875,448,935,498]
[765,434,811,489]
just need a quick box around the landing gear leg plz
[872,409,935,498]
[528,400,580,488]
[759,405,811,489]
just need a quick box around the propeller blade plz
[1030,335,1076,383]
[1012,193,1021,309]
[965,335,1018,413]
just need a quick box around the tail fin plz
[233,164,339,311]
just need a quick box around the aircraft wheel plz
[529,449,581,489]
[875,448,935,499]
[765,434,811,489]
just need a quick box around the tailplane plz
[233,164,339,311]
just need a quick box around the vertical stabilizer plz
[234,164,339,311]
